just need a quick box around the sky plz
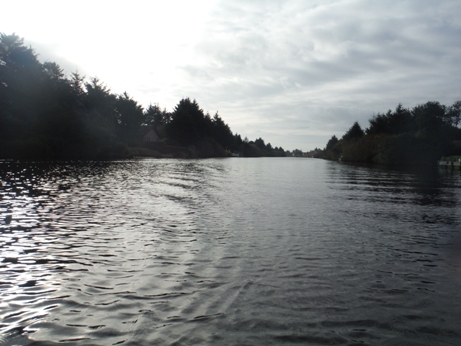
[2,0,460,151]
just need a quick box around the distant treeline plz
[0,33,286,159]
[315,101,461,166]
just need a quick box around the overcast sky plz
[2,0,460,150]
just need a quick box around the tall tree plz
[254,137,266,150]
[412,101,446,133]
[167,98,212,146]
[212,112,234,149]
[144,104,164,127]
[0,33,49,157]
[342,122,364,141]
[325,135,339,150]
[446,101,461,127]
[84,78,117,134]
[116,92,144,143]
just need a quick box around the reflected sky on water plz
[1,158,461,345]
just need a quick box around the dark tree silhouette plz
[212,113,234,150]
[342,122,364,141]
[319,101,461,166]
[367,104,412,136]
[447,101,461,127]
[412,101,446,133]
[254,138,266,151]
[0,33,286,159]
[144,104,164,127]
[325,135,339,150]
[166,98,212,146]
[116,92,144,143]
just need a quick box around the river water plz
[1,158,461,345]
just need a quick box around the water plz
[1,158,461,345]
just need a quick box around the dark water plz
[1,158,461,345]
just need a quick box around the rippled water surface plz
[1,158,461,345]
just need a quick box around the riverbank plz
[438,156,461,170]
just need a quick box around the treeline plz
[238,137,287,157]
[316,102,461,166]
[0,33,286,159]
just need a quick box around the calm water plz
[1,158,461,345]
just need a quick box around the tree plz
[116,92,144,143]
[292,149,303,157]
[342,122,364,141]
[212,112,234,149]
[391,103,412,134]
[69,72,85,98]
[325,135,339,150]
[0,33,62,158]
[0,33,39,71]
[447,101,461,127]
[84,77,117,134]
[254,137,266,150]
[166,98,212,146]
[233,133,243,151]
[412,101,446,134]
[43,62,64,80]
[144,104,164,127]
[0,33,288,159]
[321,101,461,165]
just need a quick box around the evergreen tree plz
[325,135,339,150]
[116,92,144,143]
[212,112,234,149]
[342,122,364,141]
[166,98,212,146]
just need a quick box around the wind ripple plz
[0,159,460,345]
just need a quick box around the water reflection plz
[0,161,123,343]
[325,161,461,227]
[0,158,460,345]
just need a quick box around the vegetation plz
[315,102,461,166]
[0,33,286,159]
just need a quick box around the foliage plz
[115,92,144,144]
[0,33,285,159]
[367,104,412,136]
[342,121,364,141]
[318,101,461,166]
[166,98,210,147]
[212,113,234,150]
[325,135,339,150]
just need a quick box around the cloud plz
[173,0,461,149]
